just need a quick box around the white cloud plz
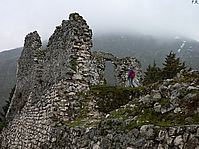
[0,0,199,51]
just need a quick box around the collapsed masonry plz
[1,13,142,148]
[91,51,142,86]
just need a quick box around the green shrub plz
[90,85,146,113]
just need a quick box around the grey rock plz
[196,128,199,137]
[184,93,197,100]
[174,135,183,148]
[157,130,167,141]
[140,125,155,139]
[152,92,162,100]
[139,94,151,105]
[154,102,161,112]
[157,144,168,149]
[187,86,198,91]
[92,142,100,149]
[174,107,182,113]
[168,127,176,136]
[160,104,175,114]
[131,128,140,138]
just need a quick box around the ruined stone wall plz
[90,56,106,86]
[1,79,88,148]
[91,51,143,87]
[1,12,198,149]
[1,13,93,148]
[1,12,143,147]
[2,12,143,148]
[114,57,142,87]
[43,13,92,88]
[6,31,43,121]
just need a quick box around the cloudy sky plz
[0,0,199,51]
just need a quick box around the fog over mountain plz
[0,33,198,108]
[93,33,199,69]
[0,0,199,51]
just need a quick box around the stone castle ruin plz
[91,51,142,87]
[1,13,198,149]
[1,13,142,148]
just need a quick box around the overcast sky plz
[0,0,199,51]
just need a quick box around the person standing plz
[128,68,136,87]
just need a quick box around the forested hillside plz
[93,34,199,69]
[0,48,22,106]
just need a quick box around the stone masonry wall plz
[6,31,43,121]
[2,13,144,148]
[91,51,143,87]
[1,13,93,148]
[114,57,142,87]
[1,12,143,147]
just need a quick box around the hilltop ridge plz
[0,13,198,149]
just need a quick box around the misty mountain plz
[0,48,22,106]
[0,34,199,108]
[93,34,199,69]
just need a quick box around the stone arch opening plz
[104,61,117,86]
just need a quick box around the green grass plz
[90,85,146,113]
[68,81,199,130]
[159,98,170,106]
[0,122,5,132]
[69,59,77,71]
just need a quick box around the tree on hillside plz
[162,51,186,79]
[192,0,198,4]
[0,85,15,123]
[143,61,162,85]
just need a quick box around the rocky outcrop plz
[45,70,198,149]
[43,124,199,149]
